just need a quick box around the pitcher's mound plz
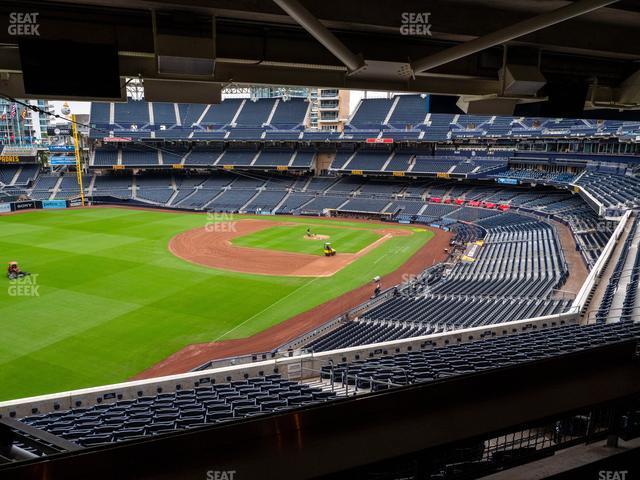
[303,234,329,241]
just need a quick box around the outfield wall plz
[0,312,577,419]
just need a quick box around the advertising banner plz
[12,201,37,211]
[48,145,76,152]
[50,156,77,166]
[0,203,11,213]
[1,146,37,156]
[497,178,519,185]
[47,127,73,136]
[42,200,68,209]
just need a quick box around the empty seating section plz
[329,152,353,170]
[388,95,426,127]
[432,219,566,297]
[175,189,221,209]
[277,193,314,214]
[235,99,275,126]
[338,198,390,213]
[264,130,301,141]
[254,151,293,167]
[162,148,187,165]
[152,103,176,125]
[358,181,404,196]
[327,176,365,193]
[93,175,132,199]
[0,166,20,185]
[94,148,118,166]
[201,100,241,127]
[386,201,425,216]
[218,150,257,166]
[445,206,499,222]
[122,148,159,166]
[298,196,346,214]
[31,175,59,191]
[344,151,390,171]
[384,153,413,172]
[230,177,266,190]
[89,102,110,126]
[207,190,256,213]
[114,101,149,126]
[597,219,638,322]
[350,98,393,128]
[291,151,315,168]
[576,171,640,208]
[269,98,307,127]
[56,174,89,196]
[178,103,207,127]
[185,148,220,166]
[621,242,640,321]
[305,177,338,192]
[188,131,226,141]
[318,323,639,390]
[307,297,571,352]
[421,203,459,217]
[244,191,287,212]
[412,157,458,174]
[227,128,264,140]
[422,114,453,141]
[135,175,173,204]
[137,189,174,204]
[89,98,640,153]
[20,375,338,447]
[305,215,568,351]
[495,168,578,183]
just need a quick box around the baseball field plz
[0,207,436,401]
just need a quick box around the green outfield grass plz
[231,224,382,255]
[0,208,433,401]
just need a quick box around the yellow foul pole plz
[71,114,86,207]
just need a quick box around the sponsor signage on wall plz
[103,137,132,142]
[0,154,38,164]
[48,145,76,152]
[497,177,519,185]
[50,156,76,166]
[42,200,68,209]
[1,146,37,156]
[0,203,11,213]
[47,126,73,136]
[12,201,36,211]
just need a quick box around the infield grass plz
[0,208,433,401]
[231,224,382,255]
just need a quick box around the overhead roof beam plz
[272,0,365,74]
[410,0,621,75]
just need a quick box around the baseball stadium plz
[1,1,640,479]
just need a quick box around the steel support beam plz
[272,0,365,73]
[411,0,621,74]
